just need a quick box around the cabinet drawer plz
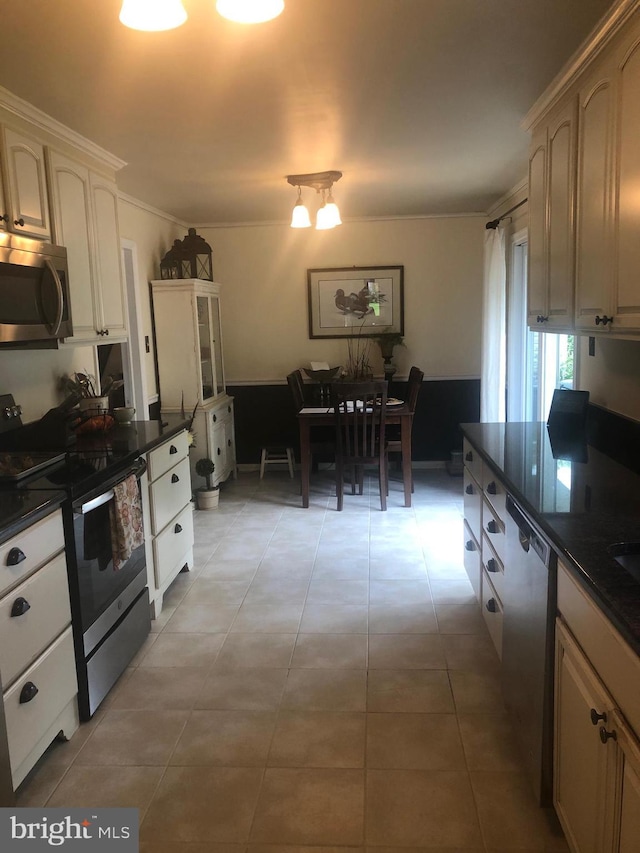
[463,438,483,484]
[482,532,505,603]
[482,469,507,523]
[463,469,482,544]
[463,520,481,601]
[482,498,505,564]
[4,626,77,775]
[153,503,194,589]
[0,511,64,599]
[147,431,189,482]
[0,552,71,686]
[481,571,503,660]
[149,456,192,535]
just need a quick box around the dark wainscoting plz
[228,378,480,465]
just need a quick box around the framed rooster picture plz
[307,265,404,339]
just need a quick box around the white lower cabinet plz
[144,432,194,619]
[190,396,237,488]
[0,509,78,789]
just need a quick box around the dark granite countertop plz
[462,421,640,657]
[0,490,65,547]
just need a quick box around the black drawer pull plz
[536,315,549,323]
[14,217,25,227]
[171,473,179,483]
[485,598,499,613]
[174,523,183,534]
[486,519,499,534]
[217,448,221,455]
[465,451,473,462]
[7,547,26,566]
[487,482,497,495]
[169,444,178,454]
[590,708,607,726]
[465,484,474,495]
[19,681,38,704]
[213,414,217,423]
[595,314,613,326]
[599,726,617,744]
[228,406,231,413]
[464,540,475,552]
[228,439,232,447]
[486,558,499,573]
[11,597,31,617]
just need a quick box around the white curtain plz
[480,225,506,422]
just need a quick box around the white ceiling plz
[0,0,614,225]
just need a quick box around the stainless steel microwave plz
[0,232,72,347]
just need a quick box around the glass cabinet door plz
[210,296,225,395]
[197,295,215,402]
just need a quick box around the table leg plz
[401,416,412,508]
[299,419,311,508]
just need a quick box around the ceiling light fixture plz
[216,0,285,24]
[119,0,188,32]
[286,171,343,230]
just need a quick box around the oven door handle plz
[78,458,147,515]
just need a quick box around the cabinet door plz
[90,173,127,340]
[613,710,640,853]
[48,151,100,343]
[547,99,576,329]
[2,128,50,239]
[554,619,616,853]
[196,295,216,404]
[575,65,615,331]
[614,36,640,330]
[527,127,548,327]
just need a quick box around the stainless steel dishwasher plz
[502,494,557,806]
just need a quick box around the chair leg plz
[259,448,267,479]
[286,447,295,478]
[379,459,387,511]
[336,460,344,511]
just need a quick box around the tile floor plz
[16,469,569,852]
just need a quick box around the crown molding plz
[487,179,528,219]
[523,0,640,130]
[193,211,486,230]
[117,191,189,228]
[0,85,127,172]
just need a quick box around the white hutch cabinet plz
[151,279,236,488]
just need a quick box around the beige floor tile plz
[367,713,466,770]
[196,668,289,710]
[367,669,455,713]
[458,713,525,771]
[282,669,367,711]
[164,602,240,633]
[250,768,364,845]
[429,578,477,605]
[231,602,304,633]
[215,633,296,668]
[435,604,488,634]
[300,604,368,633]
[368,603,438,634]
[369,580,432,607]
[109,666,211,710]
[244,577,310,606]
[368,634,446,669]
[442,634,501,673]
[15,761,71,807]
[366,769,483,847]
[170,709,276,765]
[197,557,260,581]
[268,711,366,768]
[75,709,188,765]
[306,578,369,606]
[149,605,176,632]
[130,633,159,666]
[471,771,563,849]
[183,579,251,606]
[141,766,263,843]
[449,670,507,714]
[47,765,164,810]
[291,633,368,669]
[138,632,225,667]
[369,558,428,580]
[311,559,370,581]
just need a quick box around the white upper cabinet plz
[48,150,127,344]
[0,127,51,239]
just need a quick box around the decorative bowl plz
[113,406,136,424]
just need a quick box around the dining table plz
[296,401,415,508]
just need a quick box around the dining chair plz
[333,380,388,511]
[287,369,334,472]
[387,365,424,491]
[287,369,306,411]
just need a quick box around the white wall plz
[199,216,485,384]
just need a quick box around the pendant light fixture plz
[216,0,285,24]
[119,0,188,31]
[286,171,343,230]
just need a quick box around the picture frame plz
[307,265,404,339]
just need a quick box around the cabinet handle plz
[213,414,217,423]
[465,539,476,552]
[169,445,178,454]
[6,547,26,566]
[595,315,613,326]
[465,451,473,462]
[228,406,231,413]
[487,481,497,495]
[486,519,499,534]
[599,726,617,744]
[486,558,499,573]
[485,598,499,613]
[228,439,231,447]
[104,328,110,336]
[10,597,31,617]
[174,523,183,534]
[171,473,179,483]
[465,484,474,495]
[590,708,607,726]
[19,681,38,704]
[536,315,549,323]
[0,213,8,222]
[13,217,25,227]
[217,448,221,456]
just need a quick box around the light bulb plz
[216,0,284,24]
[315,204,335,230]
[291,199,311,228]
[119,0,187,31]
[323,189,342,227]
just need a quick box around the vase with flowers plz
[343,323,373,381]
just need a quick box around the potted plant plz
[194,457,219,510]
[372,332,404,379]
